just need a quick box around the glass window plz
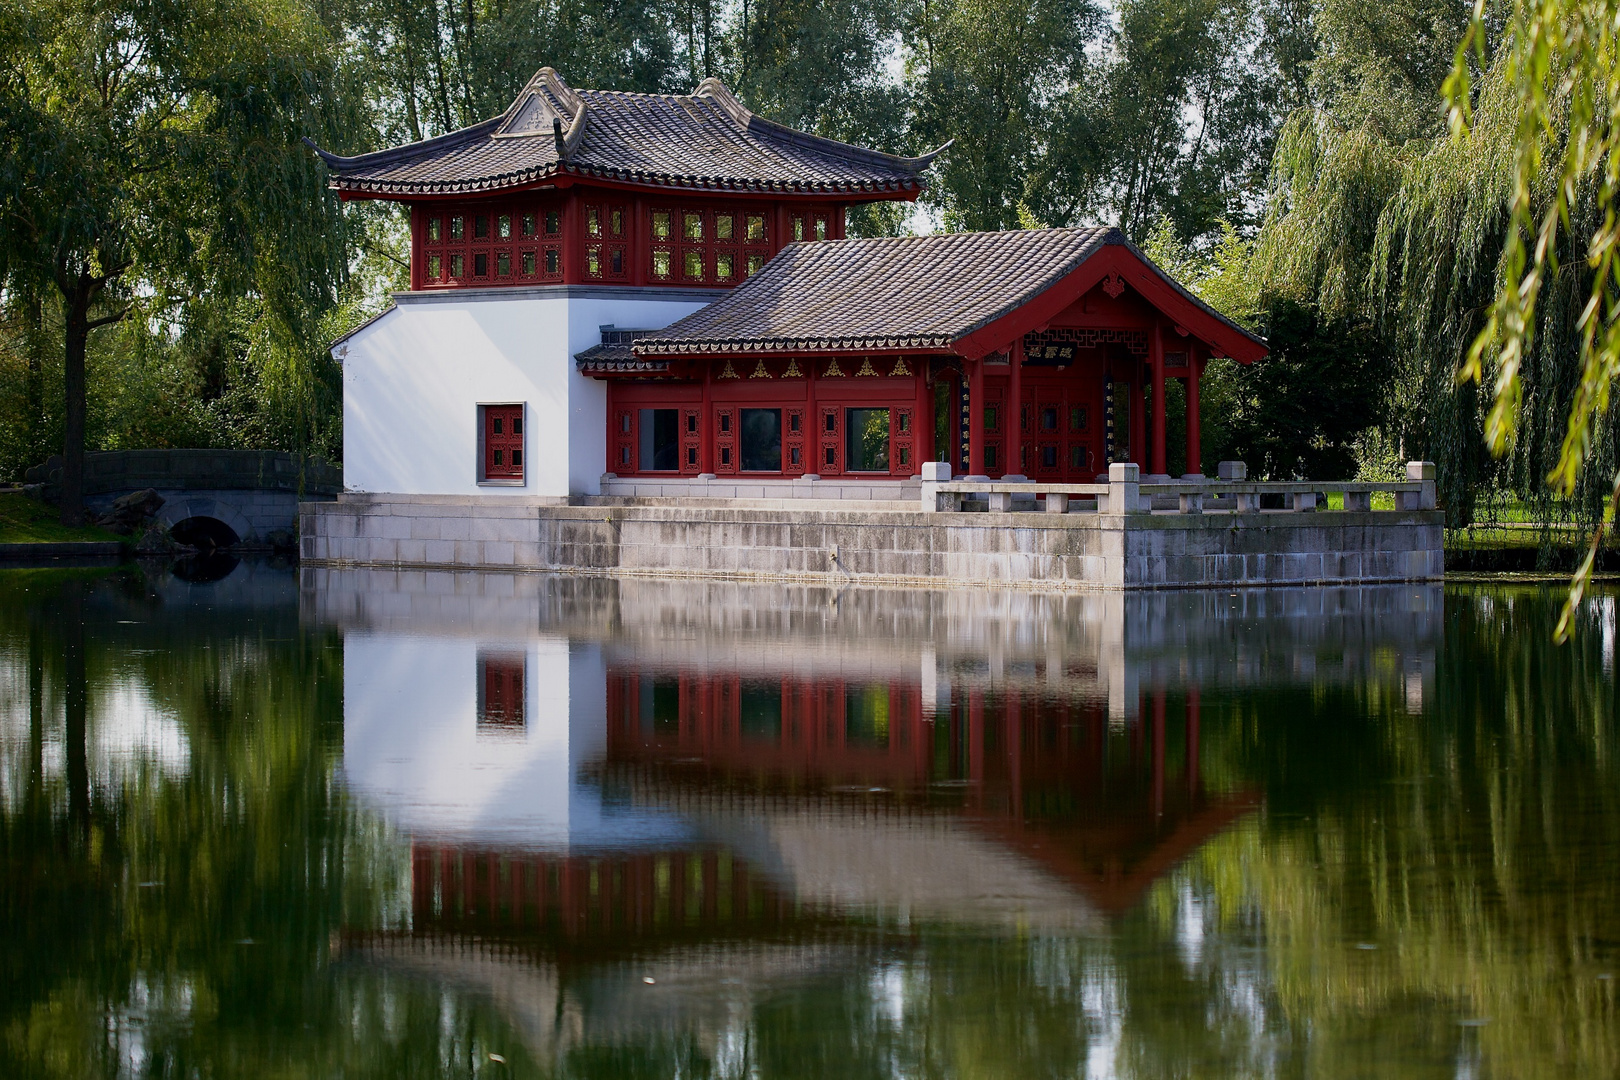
[545,248,560,274]
[683,212,703,240]
[610,208,623,235]
[545,208,560,235]
[474,252,488,277]
[474,215,488,238]
[1041,407,1059,431]
[684,250,704,279]
[740,408,781,471]
[814,217,827,240]
[792,217,805,241]
[747,253,766,276]
[652,249,671,278]
[610,248,624,274]
[587,246,601,276]
[427,253,441,279]
[522,212,536,236]
[746,214,766,241]
[427,218,441,242]
[587,206,601,236]
[450,252,464,277]
[496,251,510,276]
[521,250,536,275]
[1071,445,1086,470]
[687,413,698,433]
[652,211,671,239]
[846,407,890,472]
[715,252,734,280]
[716,214,734,240]
[639,408,679,471]
[1042,445,1058,468]
[984,406,999,431]
[1070,406,1088,432]
[985,445,998,469]
[497,214,511,239]
[450,216,464,240]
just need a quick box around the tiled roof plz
[574,328,670,374]
[630,228,1128,354]
[308,69,943,198]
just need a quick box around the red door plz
[484,405,524,479]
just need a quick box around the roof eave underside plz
[328,167,924,198]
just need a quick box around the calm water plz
[2,563,1617,1079]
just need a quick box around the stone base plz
[302,494,1444,590]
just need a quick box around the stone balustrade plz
[921,461,1437,515]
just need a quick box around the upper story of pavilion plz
[308,68,943,293]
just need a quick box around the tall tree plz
[0,0,353,523]
[905,0,1106,231]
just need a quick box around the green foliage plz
[0,494,122,544]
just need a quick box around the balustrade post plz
[1105,462,1141,516]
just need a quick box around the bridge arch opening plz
[169,515,240,551]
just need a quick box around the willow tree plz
[0,0,352,523]
[1439,0,1620,634]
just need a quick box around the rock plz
[95,488,165,535]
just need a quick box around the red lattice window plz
[477,653,525,733]
[648,205,773,285]
[481,404,524,482]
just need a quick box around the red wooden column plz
[805,359,818,476]
[1129,369,1146,466]
[913,361,931,474]
[1008,338,1026,476]
[1185,345,1203,478]
[968,357,987,476]
[1150,321,1167,476]
[700,362,715,474]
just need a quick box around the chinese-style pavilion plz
[314,67,1263,499]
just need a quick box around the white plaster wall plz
[337,290,713,497]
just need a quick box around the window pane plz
[740,409,782,471]
[716,214,734,240]
[522,250,536,275]
[792,217,804,241]
[652,211,671,239]
[814,217,827,240]
[474,215,488,238]
[450,252,463,276]
[683,212,703,240]
[522,213,536,236]
[639,408,679,471]
[427,253,441,279]
[610,248,624,274]
[496,251,510,276]
[1070,406,1088,431]
[545,209,560,234]
[746,214,765,241]
[587,246,601,276]
[545,248,559,274]
[450,216,464,240]
[746,254,765,276]
[845,408,890,472]
[497,214,511,238]
[610,208,623,236]
[474,252,488,276]
[716,252,734,280]
[587,206,601,236]
[652,249,671,277]
[684,249,704,278]
[428,218,441,242]
[1041,407,1058,431]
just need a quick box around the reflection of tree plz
[3,576,1617,1078]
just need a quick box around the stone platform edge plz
[300,493,1444,591]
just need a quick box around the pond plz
[1,563,1616,1078]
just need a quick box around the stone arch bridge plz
[27,450,341,547]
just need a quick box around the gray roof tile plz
[631,228,1142,355]
[309,69,942,197]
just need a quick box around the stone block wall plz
[301,494,1444,589]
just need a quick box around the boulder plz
[95,488,165,535]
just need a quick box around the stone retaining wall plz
[302,494,1443,590]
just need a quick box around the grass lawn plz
[0,492,127,544]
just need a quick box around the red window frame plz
[480,403,525,483]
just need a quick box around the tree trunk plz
[59,283,92,527]
[23,290,45,468]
